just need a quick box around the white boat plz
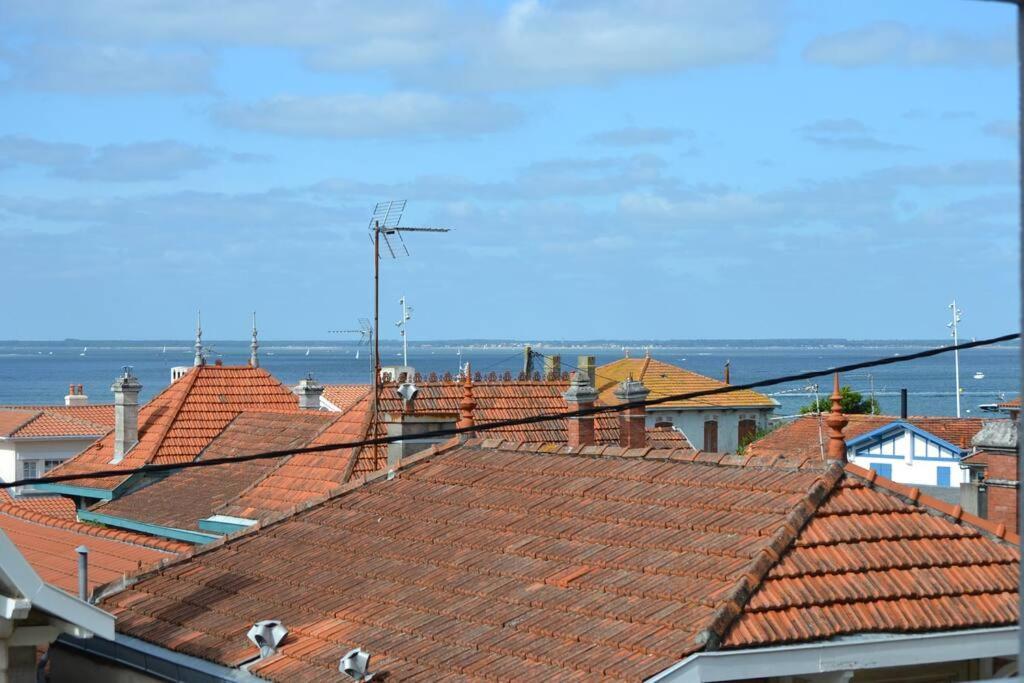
[162,345,167,353]
[973,371,985,380]
[305,348,310,356]
[355,349,360,359]
[79,346,87,356]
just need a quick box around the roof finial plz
[250,311,259,368]
[458,362,476,431]
[825,372,848,462]
[193,310,205,367]
[644,346,651,359]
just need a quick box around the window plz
[43,459,62,473]
[870,462,892,479]
[936,466,951,487]
[21,461,37,479]
[703,420,718,452]
[738,419,757,447]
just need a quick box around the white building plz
[594,355,777,453]
[846,420,971,489]
[0,394,112,490]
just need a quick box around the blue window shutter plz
[936,466,951,487]
[870,463,892,479]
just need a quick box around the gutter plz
[33,482,114,501]
[54,632,262,683]
[646,626,1019,682]
[77,510,219,545]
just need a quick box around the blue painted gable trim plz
[846,420,965,456]
[33,482,114,500]
[77,510,219,545]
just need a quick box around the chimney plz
[65,383,89,406]
[962,421,1019,530]
[577,355,596,389]
[824,372,848,463]
[614,376,650,449]
[723,361,731,385]
[111,367,142,463]
[295,374,324,410]
[457,364,476,431]
[543,355,561,380]
[76,545,89,602]
[562,371,599,448]
[900,388,908,419]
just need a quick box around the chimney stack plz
[723,361,731,385]
[577,355,597,389]
[825,372,848,463]
[65,383,89,406]
[111,367,142,463]
[295,374,324,410]
[614,376,650,449]
[900,388,908,419]
[543,355,561,380]
[76,545,89,602]
[562,371,599,448]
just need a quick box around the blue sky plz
[0,0,1017,341]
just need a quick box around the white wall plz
[648,408,772,453]
[0,437,99,485]
[848,428,965,488]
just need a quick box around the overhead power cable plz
[1,332,1017,490]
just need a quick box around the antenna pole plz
[373,222,381,422]
[949,300,962,418]
[398,296,410,367]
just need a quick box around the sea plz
[0,339,1018,418]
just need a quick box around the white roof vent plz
[340,648,374,681]
[247,620,287,658]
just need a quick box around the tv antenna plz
[368,200,449,417]
[329,318,373,373]
[396,297,412,367]
[948,299,963,418]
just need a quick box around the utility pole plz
[948,300,963,418]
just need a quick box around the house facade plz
[595,355,776,453]
[846,420,970,488]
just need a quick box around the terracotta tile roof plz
[998,397,1020,408]
[747,414,989,459]
[0,489,78,519]
[596,357,776,409]
[45,366,299,492]
[0,404,115,438]
[321,384,370,412]
[97,440,1017,681]
[0,496,186,595]
[645,424,692,448]
[93,411,340,531]
[723,462,1018,647]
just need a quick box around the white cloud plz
[983,120,1017,141]
[797,118,913,152]
[215,93,523,139]
[804,21,1014,68]
[585,127,692,147]
[1,43,212,93]
[0,137,237,181]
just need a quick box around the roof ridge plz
[338,396,377,484]
[141,365,203,462]
[13,410,110,437]
[1,410,43,436]
[706,461,846,650]
[0,501,188,553]
[843,462,1020,545]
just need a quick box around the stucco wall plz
[648,407,772,453]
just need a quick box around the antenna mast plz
[368,200,449,421]
[396,296,412,367]
[948,300,963,418]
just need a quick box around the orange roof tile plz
[0,410,37,437]
[596,357,776,409]
[93,411,340,531]
[97,439,1017,681]
[0,498,186,595]
[321,384,370,412]
[0,489,77,519]
[0,404,115,438]
[45,366,299,492]
[747,414,990,459]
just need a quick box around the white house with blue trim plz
[846,420,967,488]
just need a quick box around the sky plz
[0,0,1018,341]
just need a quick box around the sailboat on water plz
[355,349,360,360]
[305,348,311,356]
[79,346,87,356]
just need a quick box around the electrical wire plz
[1,332,1017,490]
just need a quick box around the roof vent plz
[396,380,418,408]
[339,648,374,681]
[247,620,287,658]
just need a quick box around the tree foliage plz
[800,385,880,415]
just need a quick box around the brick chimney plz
[111,368,142,464]
[577,355,596,388]
[824,372,848,463]
[562,371,599,448]
[295,374,324,410]
[962,420,1018,530]
[614,375,650,449]
[65,383,89,406]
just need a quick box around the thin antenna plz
[396,296,412,367]
[250,311,259,368]
[948,300,963,418]
[368,200,449,427]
